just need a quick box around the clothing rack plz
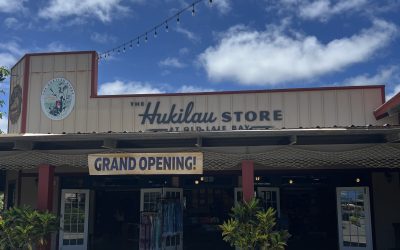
[139,198,183,250]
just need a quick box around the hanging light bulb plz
[192,4,195,16]
[176,15,180,24]
[165,21,169,32]
[130,41,133,49]
[154,28,157,38]
[137,37,140,47]
[145,32,148,42]
[123,46,126,53]
[117,48,121,54]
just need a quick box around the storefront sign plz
[135,101,283,131]
[88,152,203,175]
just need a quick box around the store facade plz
[1,51,400,250]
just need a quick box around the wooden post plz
[37,164,55,250]
[241,160,254,202]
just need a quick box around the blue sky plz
[1,0,400,132]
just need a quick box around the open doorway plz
[281,186,338,250]
[93,190,140,250]
[183,187,234,250]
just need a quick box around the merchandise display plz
[140,199,183,250]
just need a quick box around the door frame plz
[140,187,183,250]
[336,187,373,250]
[234,187,243,206]
[59,189,90,250]
[257,187,281,217]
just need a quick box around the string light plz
[98,0,208,60]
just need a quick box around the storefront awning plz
[1,127,400,170]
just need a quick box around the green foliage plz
[0,66,10,134]
[0,193,3,210]
[0,66,9,82]
[0,206,59,250]
[220,198,290,250]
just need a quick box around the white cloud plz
[179,47,189,56]
[299,0,367,20]
[3,18,21,29]
[0,53,18,69]
[90,32,117,44]
[175,26,200,42]
[0,41,72,68]
[0,42,25,68]
[0,115,7,134]
[98,80,215,95]
[198,19,397,86]
[45,42,73,52]
[386,85,400,100]
[209,0,232,14]
[177,85,215,93]
[159,57,186,68]
[343,66,400,86]
[0,0,26,13]
[98,80,164,95]
[39,0,130,23]
[0,41,23,56]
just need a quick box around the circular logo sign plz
[9,84,22,124]
[41,78,75,120]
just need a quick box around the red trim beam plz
[20,55,30,133]
[374,92,400,120]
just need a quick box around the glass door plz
[163,188,183,250]
[336,187,373,250]
[257,187,280,217]
[140,188,183,250]
[140,188,162,212]
[59,189,90,250]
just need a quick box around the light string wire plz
[98,0,213,61]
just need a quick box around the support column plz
[37,165,55,250]
[37,165,55,211]
[241,160,254,202]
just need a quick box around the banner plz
[88,152,203,175]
